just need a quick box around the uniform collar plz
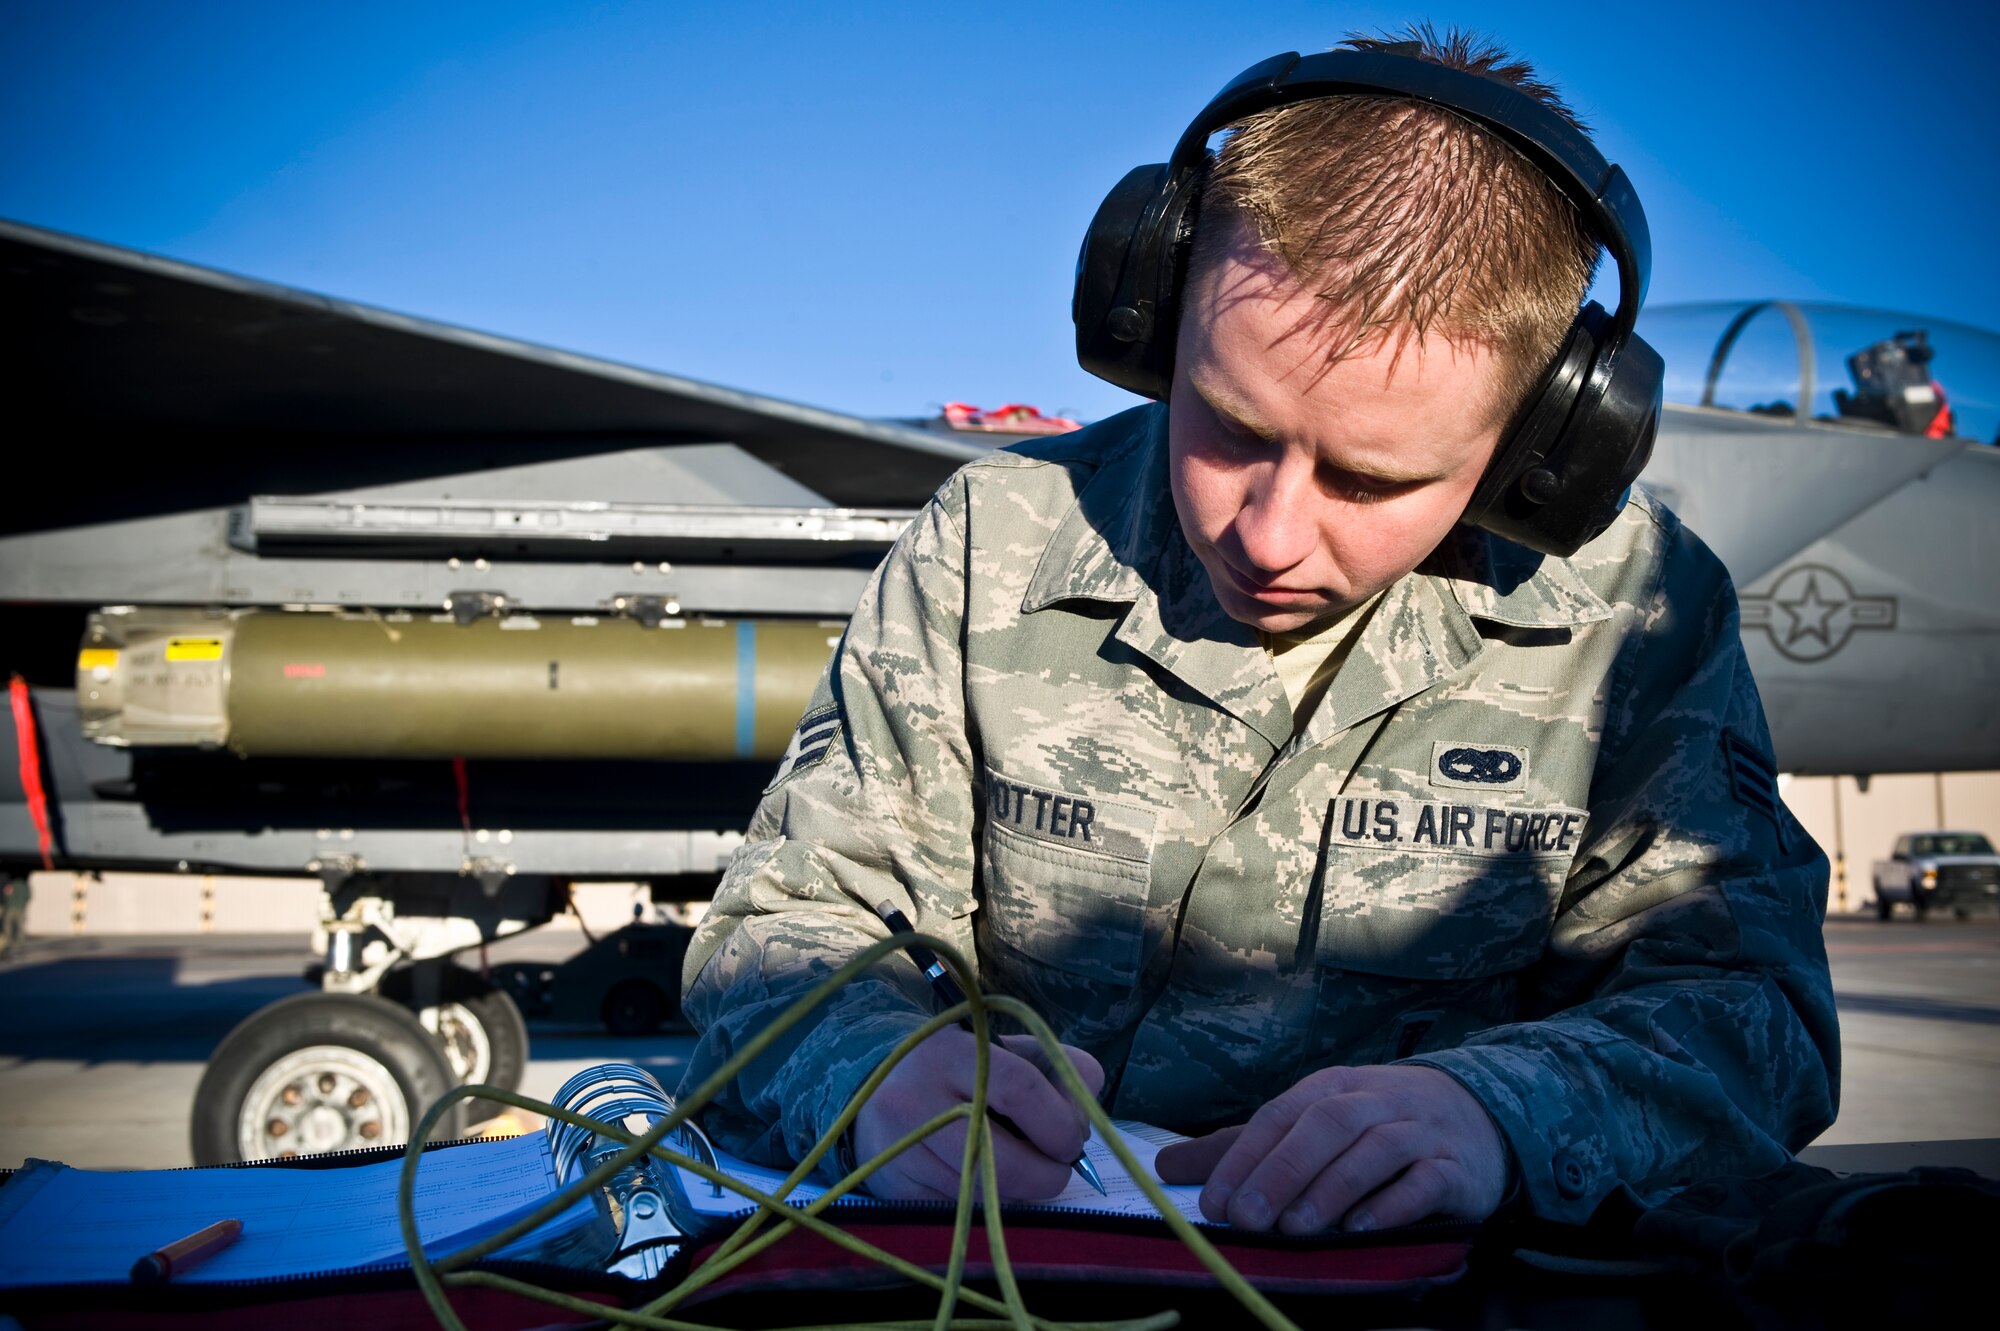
[1422,525,1614,630]
[1020,401,1613,747]
[1022,403,1171,614]
[1024,404,1291,745]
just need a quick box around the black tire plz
[1875,890,1893,921]
[601,978,667,1036]
[452,986,530,1091]
[378,964,531,1092]
[435,988,530,1125]
[191,991,467,1165]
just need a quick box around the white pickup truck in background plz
[1871,832,2000,919]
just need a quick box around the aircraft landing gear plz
[190,991,468,1165]
[190,871,558,1164]
[378,962,530,1120]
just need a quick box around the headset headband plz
[1169,50,1651,340]
[1074,46,1666,557]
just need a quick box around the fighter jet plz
[1636,300,1999,775]
[1,220,1992,1161]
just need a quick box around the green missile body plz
[78,609,840,760]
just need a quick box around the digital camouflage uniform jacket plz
[681,402,1839,1223]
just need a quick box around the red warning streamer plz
[9,675,55,871]
[452,755,473,851]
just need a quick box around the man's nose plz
[1231,460,1317,575]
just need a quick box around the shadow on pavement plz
[0,947,695,1066]
[0,954,307,1063]
[1835,991,2000,1026]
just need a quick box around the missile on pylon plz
[76,607,841,761]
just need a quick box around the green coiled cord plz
[395,931,1305,1331]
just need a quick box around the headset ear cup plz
[1549,328,1664,540]
[1074,164,1198,400]
[1465,305,1665,557]
[1466,316,1598,532]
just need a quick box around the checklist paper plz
[0,1134,605,1287]
[1058,1120,1208,1222]
[665,1118,1210,1227]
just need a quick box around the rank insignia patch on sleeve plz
[766,707,842,792]
[1722,730,1791,853]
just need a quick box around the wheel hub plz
[418,1001,493,1084]
[238,1045,410,1160]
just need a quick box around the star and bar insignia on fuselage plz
[1740,563,1896,663]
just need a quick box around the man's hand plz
[853,1029,1105,1201]
[1154,1064,1509,1234]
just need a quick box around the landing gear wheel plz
[191,992,467,1165]
[378,965,530,1090]
[601,978,668,1036]
[424,988,529,1090]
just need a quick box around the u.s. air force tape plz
[1326,795,1586,857]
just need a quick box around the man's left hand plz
[1153,1064,1509,1234]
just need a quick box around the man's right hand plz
[851,1029,1105,1201]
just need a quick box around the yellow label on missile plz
[77,648,120,671]
[164,637,225,663]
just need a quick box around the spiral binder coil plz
[546,1062,693,1278]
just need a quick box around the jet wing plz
[0,218,987,529]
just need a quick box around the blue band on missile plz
[735,621,756,757]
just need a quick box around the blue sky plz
[3,1,1994,423]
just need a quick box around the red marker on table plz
[130,1218,243,1284]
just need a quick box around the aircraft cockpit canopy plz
[1640,301,2000,446]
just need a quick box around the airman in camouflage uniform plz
[682,401,1840,1225]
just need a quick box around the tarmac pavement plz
[0,916,1994,1172]
[1816,915,2000,1144]
[0,930,697,1171]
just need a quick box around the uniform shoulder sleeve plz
[678,475,982,1169]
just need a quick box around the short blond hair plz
[1190,25,1601,418]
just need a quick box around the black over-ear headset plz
[1072,48,1665,557]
